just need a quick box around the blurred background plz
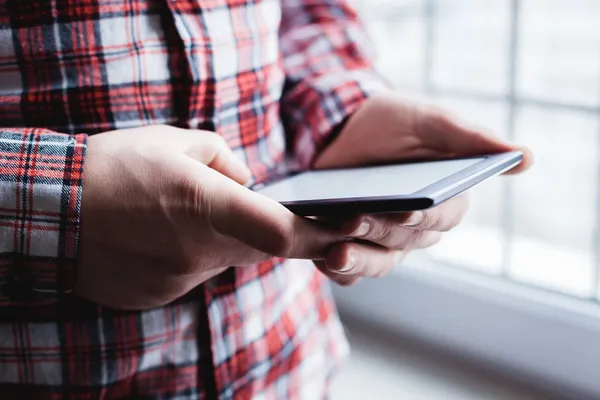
[331,0,600,399]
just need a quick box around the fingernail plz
[353,220,371,237]
[330,253,356,274]
[403,211,424,227]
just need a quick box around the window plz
[335,1,600,397]
[351,0,600,299]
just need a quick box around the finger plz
[342,216,443,250]
[324,242,405,279]
[338,214,415,249]
[186,131,252,185]
[394,195,469,232]
[201,165,344,260]
[343,196,468,247]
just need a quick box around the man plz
[0,0,532,398]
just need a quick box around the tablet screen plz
[255,158,484,202]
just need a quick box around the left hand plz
[313,91,533,286]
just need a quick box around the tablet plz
[253,151,523,216]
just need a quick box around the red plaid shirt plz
[0,0,386,398]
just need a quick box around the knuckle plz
[173,169,222,225]
[172,249,209,274]
[272,236,295,258]
[194,129,227,148]
[423,105,454,128]
[432,108,453,125]
[419,211,437,230]
[369,221,393,241]
[171,258,196,276]
[173,174,206,216]
[147,123,166,132]
[392,232,411,250]
[264,220,296,258]
[211,136,234,163]
[407,230,427,249]
[209,132,229,148]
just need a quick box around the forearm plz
[0,128,87,306]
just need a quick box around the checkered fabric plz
[0,0,386,398]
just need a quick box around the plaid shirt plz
[0,0,386,398]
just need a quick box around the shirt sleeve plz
[279,0,390,169]
[0,128,87,307]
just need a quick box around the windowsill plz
[426,225,596,298]
[332,259,600,399]
[332,313,554,400]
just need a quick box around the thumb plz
[427,110,534,174]
[204,170,342,260]
[181,131,341,260]
[186,132,252,185]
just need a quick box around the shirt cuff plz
[0,129,87,306]
[290,72,389,169]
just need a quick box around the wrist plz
[314,91,396,169]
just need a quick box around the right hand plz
[77,125,344,310]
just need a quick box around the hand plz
[315,91,533,171]
[77,125,346,310]
[314,195,468,286]
[313,91,533,286]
